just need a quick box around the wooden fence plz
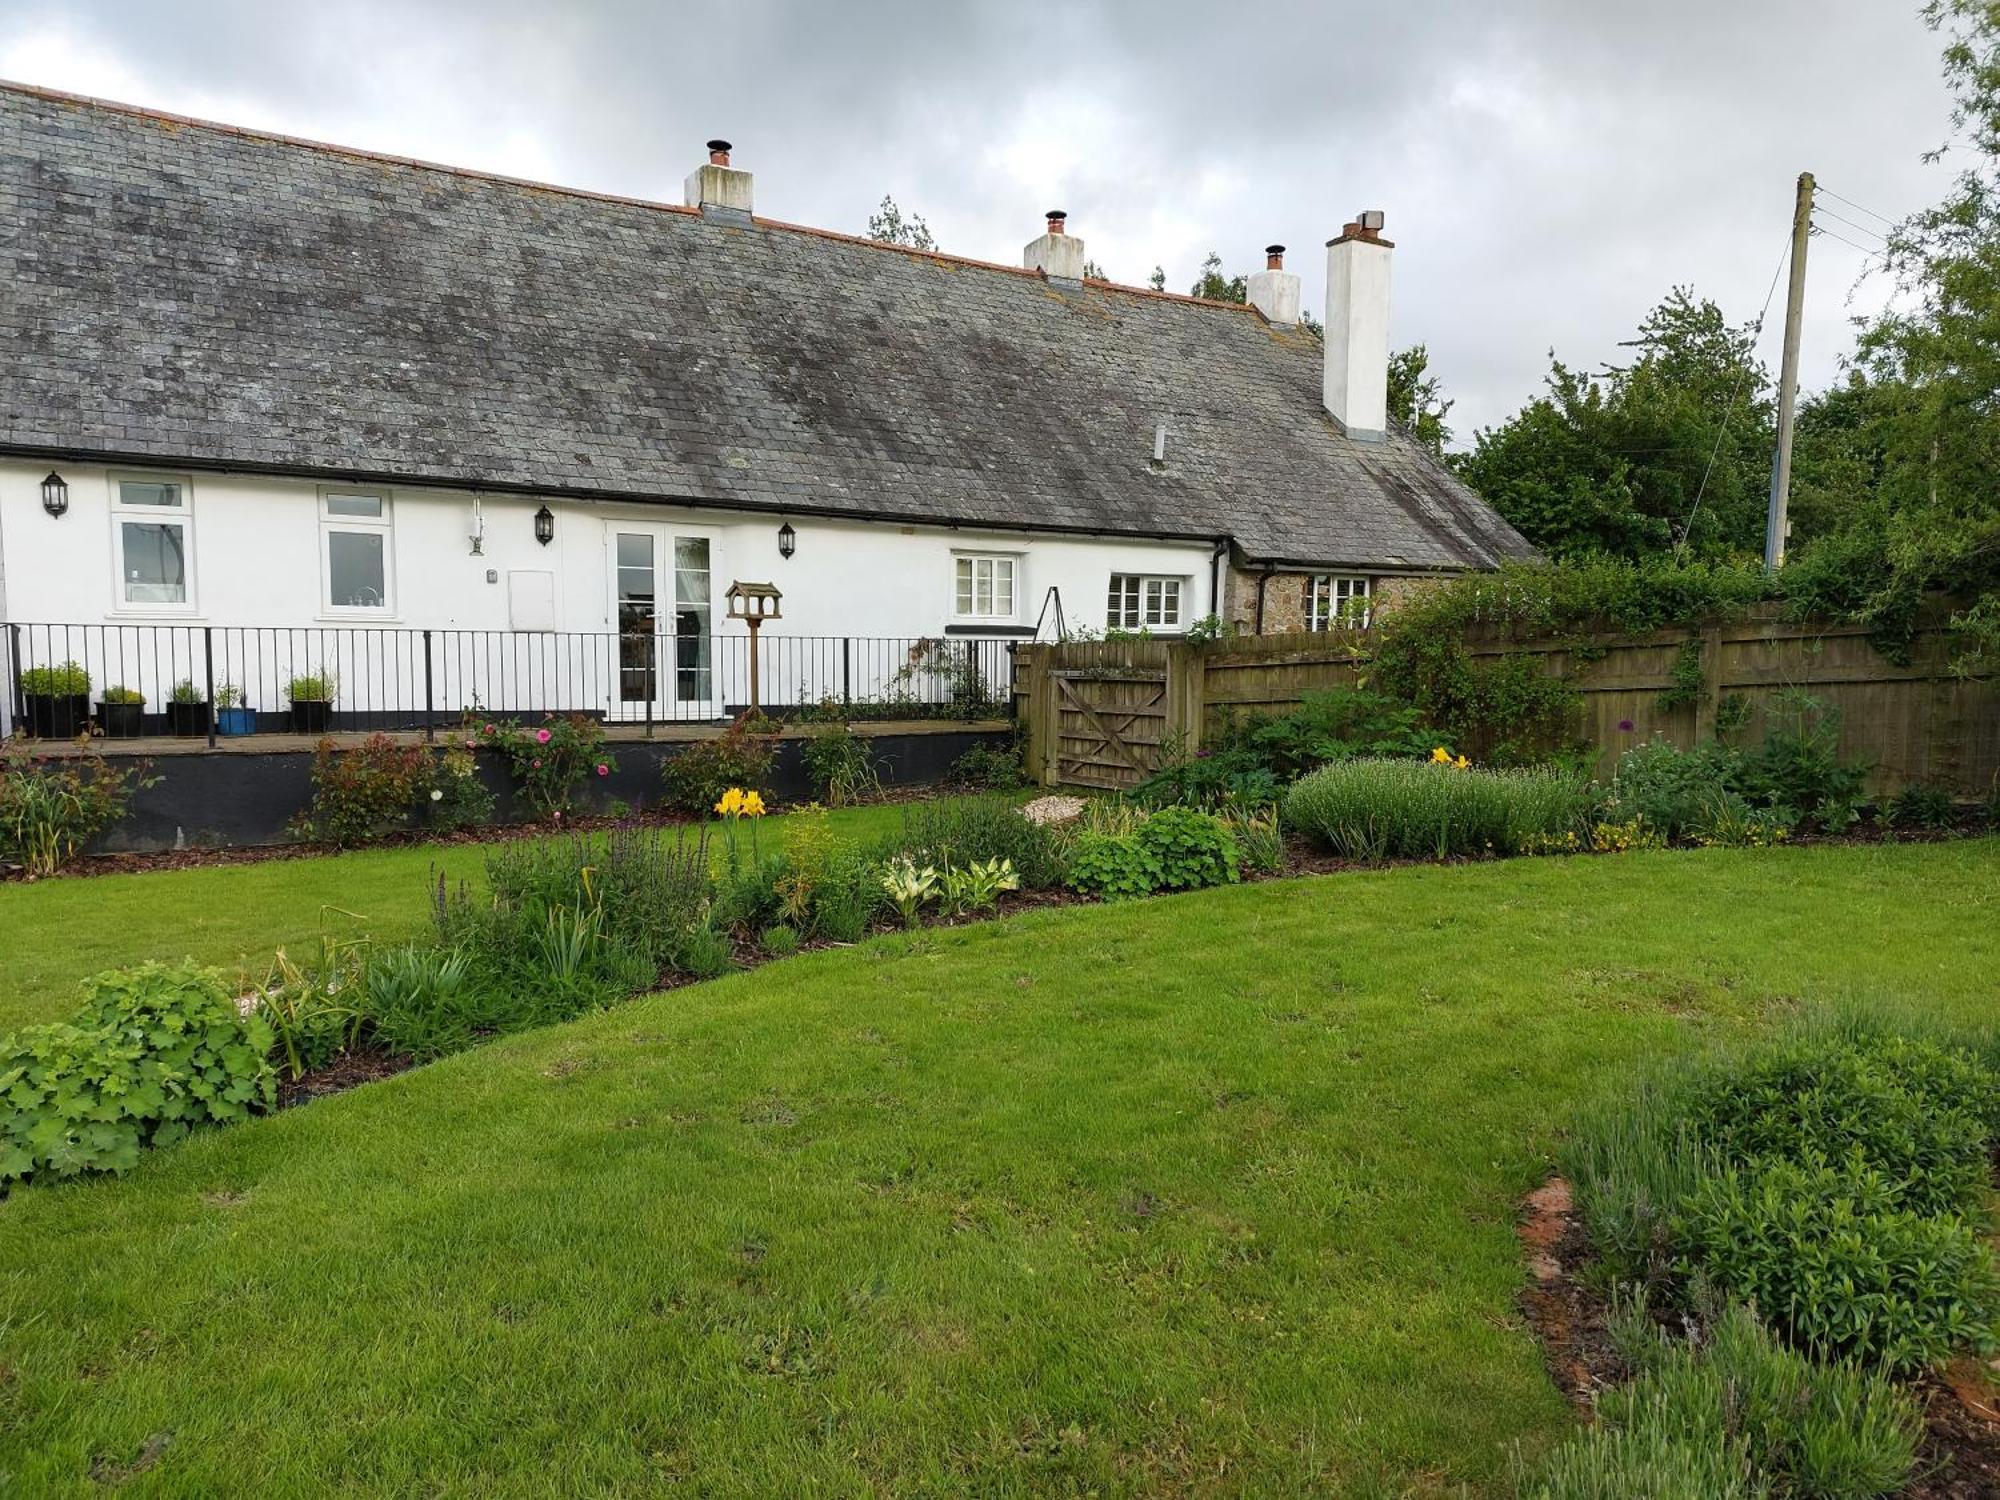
[1012,605,1999,797]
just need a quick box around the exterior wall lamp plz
[41,471,68,519]
[777,521,796,560]
[533,504,555,546]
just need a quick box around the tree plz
[1082,258,1107,281]
[1456,288,1774,559]
[1147,266,1167,292]
[866,195,936,251]
[1190,251,1246,303]
[1387,345,1454,457]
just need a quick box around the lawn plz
[0,799,946,1035]
[0,839,1995,1496]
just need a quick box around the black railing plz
[2,623,1018,744]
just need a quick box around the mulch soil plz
[1515,1174,2000,1497]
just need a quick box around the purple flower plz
[1618,719,1635,733]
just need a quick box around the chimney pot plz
[706,139,732,166]
[1046,209,1067,235]
[1265,244,1285,270]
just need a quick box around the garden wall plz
[1014,607,1998,796]
[83,724,1009,853]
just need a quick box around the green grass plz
[0,839,1994,1495]
[0,799,958,1035]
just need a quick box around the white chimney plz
[1323,211,1392,442]
[1245,244,1301,327]
[685,139,753,219]
[1023,210,1086,284]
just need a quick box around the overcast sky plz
[0,1,1957,439]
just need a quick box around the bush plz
[1284,758,1596,860]
[1215,687,1435,781]
[429,743,496,831]
[1604,739,1749,842]
[809,844,888,941]
[0,745,150,877]
[800,718,881,806]
[1885,780,1956,830]
[1134,806,1239,891]
[101,685,145,706]
[1524,1300,1920,1499]
[297,734,432,846]
[949,742,1026,790]
[659,713,777,815]
[19,661,90,697]
[1065,831,1163,900]
[479,715,614,818]
[1130,748,1281,812]
[483,827,712,976]
[256,938,369,1079]
[1738,691,1869,830]
[937,857,1020,915]
[0,962,276,1186]
[881,796,1063,890]
[759,924,801,957]
[1222,805,1285,874]
[285,670,336,704]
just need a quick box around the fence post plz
[841,637,852,709]
[202,627,217,748]
[422,630,436,742]
[4,623,20,740]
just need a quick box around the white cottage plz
[0,83,1530,736]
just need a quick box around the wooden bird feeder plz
[725,581,783,710]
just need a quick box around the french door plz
[609,526,717,719]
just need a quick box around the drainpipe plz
[1207,540,1227,620]
[1253,566,1275,635]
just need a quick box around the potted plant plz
[166,679,210,738]
[20,661,91,738]
[97,685,146,739]
[215,684,258,737]
[286,670,336,734]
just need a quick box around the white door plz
[608,527,717,720]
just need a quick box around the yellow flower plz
[1430,746,1453,764]
[1453,755,1470,771]
[714,787,744,817]
[741,791,767,818]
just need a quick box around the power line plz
[1816,185,1898,225]
[1810,223,1883,258]
[1676,225,1791,555]
[1812,205,1887,243]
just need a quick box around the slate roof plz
[0,82,1534,572]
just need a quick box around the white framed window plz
[952,553,1018,620]
[110,473,195,611]
[1308,574,1372,630]
[320,488,395,614]
[1107,573,1184,631]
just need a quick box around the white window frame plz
[1107,573,1185,632]
[1308,574,1372,630]
[951,551,1020,623]
[108,471,197,615]
[318,487,397,618]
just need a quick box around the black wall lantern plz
[40,471,68,519]
[533,504,555,546]
[777,521,796,560]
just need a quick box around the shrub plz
[1222,805,1285,874]
[809,844,888,941]
[1738,690,1869,830]
[0,745,150,877]
[481,715,614,817]
[659,713,777,815]
[484,827,712,975]
[429,743,495,831]
[677,925,736,980]
[168,679,205,706]
[296,734,432,847]
[1885,780,1956,830]
[256,938,370,1079]
[0,962,275,1186]
[938,857,1020,916]
[880,796,1063,890]
[1130,748,1281,812]
[800,719,880,806]
[1603,739,1750,842]
[101,685,145,706]
[879,856,939,926]
[1215,687,1436,781]
[360,944,488,1058]
[759,924,801,957]
[1134,806,1239,891]
[1065,831,1163,900]
[1284,758,1595,860]
[1524,1300,1920,1500]
[19,661,89,697]
[949,742,1026,790]
[286,670,336,704]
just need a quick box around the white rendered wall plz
[0,461,1214,722]
[1322,236,1392,441]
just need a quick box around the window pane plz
[121,521,187,603]
[674,538,710,606]
[673,538,712,701]
[119,480,181,509]
[995,559,1014,614]
[325,493,383,518]
[1161,580,1181,624]
[328,530,387,608]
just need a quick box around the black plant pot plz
[97,701,144,739]
[166,701,210,737]
[290,701,333,734]
[23,693,90,738]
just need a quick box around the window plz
[1107,573,1184,630]
[953,554,1017,619]
[1308,574,1372,630]
[112,475,192,609]
[321,489,394,612]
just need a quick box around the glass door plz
[612,531,659,719]
[672,537,715,716]
[610,528,718,720]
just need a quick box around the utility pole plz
[1765,170,1814,569]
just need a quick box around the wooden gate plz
[1050,668,1170,789]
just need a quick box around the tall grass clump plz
[1283,758,1596,860]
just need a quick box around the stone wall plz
[1219,566,1449,634]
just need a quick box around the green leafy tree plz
[866,195,936,251]
[1387,345,1454,456]
[1147,265,1167,292]
[1190,251,1246,303]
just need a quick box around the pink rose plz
[482,723,496,735]
[596,763,610,776]
[531,759,542,769]
[535,728,552,744]
[463,739,476,750]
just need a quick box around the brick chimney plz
[685,139,753,220]
[1246,244,1301,327]
[1323,211,1393,442]
[1023,210,1086,284]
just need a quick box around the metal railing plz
[1,622,1020,744]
